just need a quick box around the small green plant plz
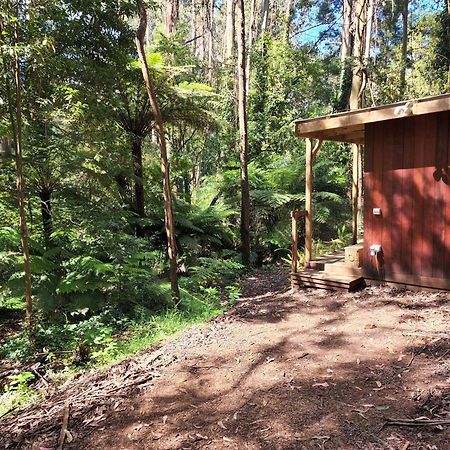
[281,250,306,269]
[225,284,241,305]
[7,371,35,387]
[313,239,326,257]
[199,286,221,305]
[0,371,40,418]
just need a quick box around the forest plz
[1,0,450,443]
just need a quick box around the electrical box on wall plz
[373,208,382,216]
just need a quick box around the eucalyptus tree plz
[236,0,251,266]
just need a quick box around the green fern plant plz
[189,257,244,287]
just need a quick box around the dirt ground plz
[2,268,450,450]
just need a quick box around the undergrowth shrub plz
[0,371,40,418]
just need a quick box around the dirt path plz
[2,268,450,449]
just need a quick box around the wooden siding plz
[363,111,450,289]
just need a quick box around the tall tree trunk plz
[247,0,257,49]
[115,173,131,206]
[1,136,12,158]
[236,0,251,266]
[194,0,206,61]
[252,35,268,157]
[207,0,215,79]
[399,0,408,97]
[11,2,33,333]
[245,0,256,92]
[349,0,368,110]
[191,0,200,59]
[349,0,369,245]
[223,0,235,62]
[364,0,374,62]
[135,0,180,302]
[258,0,269,38]
[131,136,145,237]
[336,0,353,111]
[359,0,375,238]
[284,0,294,40]
[164,0,179,34]
[193,155,202,188]
[39,188,53,245]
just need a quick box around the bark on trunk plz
[364,0,374,62]
[284,0,294,40]
[349,0,371,244]
[247,0,256,50]
[1,136,12,158]
[12,2,33,332]
[399,0,409,97]
[349,0,367,111]
[336,0,353,111]
[194,0,205,61]
[236,0,251,266]
[131,136,145,237]
[165,0,179,34]
[223,0,235,62]
[115,173,130,205]
[135,0,180,302]
[258,0,269,37]
[245,0,256,92]
[39,188,53,245]
[207,0,215,79]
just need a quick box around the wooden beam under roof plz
[295,93,450,144]
[300,125,364,144]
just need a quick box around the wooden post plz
[305,138,322,268]
[305,139,322,268]
[291,211,298,273]
[352,143,359,244]
[291,210,306,273]
[305,138,313,267]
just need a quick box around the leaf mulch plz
[1,268,450,450]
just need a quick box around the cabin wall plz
[363,111,450,290]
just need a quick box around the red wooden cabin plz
[293,94,450,291]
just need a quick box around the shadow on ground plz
[2,269,450,450]
[70,279,450,450]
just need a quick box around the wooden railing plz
[291,210,307,273]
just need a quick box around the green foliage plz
[368,1,449,104]
[225,284,241,305]
[0,225,172,318]
[248,36,336,160]
[4,0,444,420]
[0,371,40,418]
[189,257,244,288]
[0,285,228,370]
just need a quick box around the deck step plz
[309,261,325,270]
[291,271,365,292]
[344,244,363,267]
[324,262,363,277]
[308,251,345,271]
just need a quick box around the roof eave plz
[295,93,450,145]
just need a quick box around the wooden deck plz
[291,249,366,292]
